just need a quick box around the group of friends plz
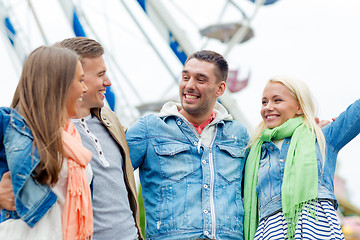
[0,37,359,240]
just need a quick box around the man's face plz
[80,56,111,113]
[179,58,225,123]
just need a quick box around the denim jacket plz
[0,107,57,227]
[257,99,360,220]
[126,102,249,240]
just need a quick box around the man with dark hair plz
[126,50,249,240]
[55,37,143,240]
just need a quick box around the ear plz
[296,104,303,115]
[216,81,226,97]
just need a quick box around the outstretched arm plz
[0,171,15,211]
[323,99,360,151]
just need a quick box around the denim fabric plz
[0,107,56,227]
[257,99,360,220]
[126,114,249,240]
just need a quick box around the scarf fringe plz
[68,164,92,240]
[284,198,319,239]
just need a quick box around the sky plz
[1,0,360,207]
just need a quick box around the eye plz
[261,100,268,105]
[98,71,106,77]
[182,75,189,81]
[275,98,282,102]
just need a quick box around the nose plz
[104,74,111,87]
[82,81,88,93]
[263,101,274,110]
[185,77,196,90]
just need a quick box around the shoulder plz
[224,119,248,131]
[97,107,123,126]
[98,106,117,119]
[127,113,168,137]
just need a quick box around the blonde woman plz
[0,46,92,239]
[244,76,359,240]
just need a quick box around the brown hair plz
[53,37,104,62]
[185,50,229,82]
[11,46,79,184]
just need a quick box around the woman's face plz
[66,61,87,118]
[261,82,302,129]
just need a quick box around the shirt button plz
[203,209,208,214]
[5,213,10,218]
[81,119,85,122]
[177,121,181,125]
[279,159,286,162]
[269,146,274,151]
[95,139,98,143]
[99,151,103,155]
[87,130,90,133]
[204,230,209,235]
[202,160,206,164]
[194,142,198,146]
[203,184,208,189]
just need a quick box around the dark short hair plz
[53,37,104,61]
[185,50,228,82]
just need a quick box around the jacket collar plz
[158,101,233,125]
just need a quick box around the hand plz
[315,117,331,128]
[0,172,16,211]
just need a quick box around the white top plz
[0,161,92,240]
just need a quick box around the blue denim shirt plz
[257,99,360,220]
[126,104,249,240]
[0,107,57,227]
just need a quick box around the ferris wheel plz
[0,0,279,128]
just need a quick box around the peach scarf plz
[62,120,93,240]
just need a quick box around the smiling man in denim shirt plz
[126,50,249,240]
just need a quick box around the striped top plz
[254,200,344,240]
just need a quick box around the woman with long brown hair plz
[0,46,92,239]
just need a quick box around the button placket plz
[80,118,109,167]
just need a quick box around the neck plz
[179,109,213,126]
[74,106,91,119]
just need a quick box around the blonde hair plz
[249,76,326,159]
[11,46,79,184]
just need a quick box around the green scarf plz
[243,117,318,240]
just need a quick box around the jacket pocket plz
[154,143,195,181]
[216,144,245,183]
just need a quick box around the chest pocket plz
[154,143,196,182]
[216,144,245,183]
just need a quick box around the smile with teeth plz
[266,115,278,120]
[99,90,106,94]
[185,94,198,99]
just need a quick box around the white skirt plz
[0,202,62,240]
[254,200,345,240]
